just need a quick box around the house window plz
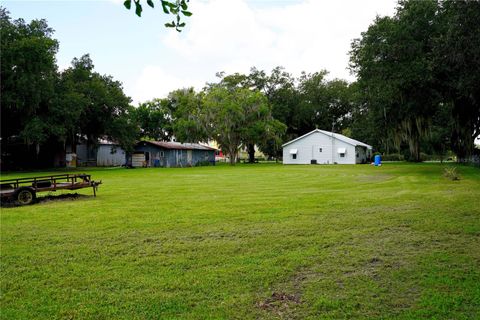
[340,153,345,158]
[289,149,298,159]
[319,148,323,152]
[160,151,164,157]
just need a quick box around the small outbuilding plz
[282,129,372,165]
[76,139,126,167]
[130,141,216,167]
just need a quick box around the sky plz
[4,0,397,105]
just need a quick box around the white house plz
[282,129,372,165]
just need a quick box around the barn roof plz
[140,141,217,151]
[282,129,372,149]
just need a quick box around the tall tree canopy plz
[433,0,480,160]
[203,86,279,165]
[168,88,209,143]
[350,0,480,161]
[1,9,137,168]
[350,0,439,161]
[55,55,137,152]
[1,8,58,148]
[133,98,173,141]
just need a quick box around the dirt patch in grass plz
[256,268,320,318]
[1,193,91,208]
[37,193,90,204]
[257,292,302,317]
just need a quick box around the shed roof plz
[140,141,217,151]
[282,129,372,149]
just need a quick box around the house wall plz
[133,144,166,167]
[171,149,215,167]
[77,144,126,166]
[97,145,126,166]
[282,131,356,165]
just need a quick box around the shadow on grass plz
[1,193,91,208]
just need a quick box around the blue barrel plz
[374,154,381,166]
[154,159,160,167]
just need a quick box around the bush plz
[443,167,460,181]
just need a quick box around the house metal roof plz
[282,129,372,149]
[141,141,217,151]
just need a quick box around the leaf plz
[123,0,131,10]
[135,1,143,17]
[161,0,170,13]
[165,22,176,28]
[147,0,154,8]
[166,2,176,9]
[178,22,186,27]
[180,0,188,10]
[181,10,192,17]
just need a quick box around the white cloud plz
[131,0,396,103]
[131,65,204,105]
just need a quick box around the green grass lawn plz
[1,163,479,319]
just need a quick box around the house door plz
[159,151,165,167]
[314,145,330,164]
[187,150,193,165]
[144,152,150,167]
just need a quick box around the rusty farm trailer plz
[0,174,102,205]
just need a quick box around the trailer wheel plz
[15,187,36,205]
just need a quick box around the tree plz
[203,87,272,165]
[168,88,209,143]
[424,102,453,161]
[296,72,355,136]
[123,0,192,31]
[255,119,287,161]
[210,71,288,163]
[134,98,173,141]
[348,82,389,152]
[1,8,58,151]
[350,0,440,161]
[434,0,480,161]
[55,55,137,153]
[1,9,137,168]
[248,67,299,140]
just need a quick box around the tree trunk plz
[410,138,421,162]
[247,143,255,163]
[228,150,236,165]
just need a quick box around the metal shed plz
[76,140,126,167]
[130,141,216,167]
